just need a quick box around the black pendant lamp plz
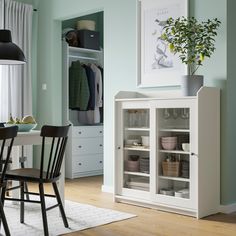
[0,0,26,65]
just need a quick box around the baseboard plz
[101,185,114,193]
[219,203,236,214]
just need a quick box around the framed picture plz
[138,0,189,88]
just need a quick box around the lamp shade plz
[0,29,26,65]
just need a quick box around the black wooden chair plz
[0,122,30,199]
[0,126,18,236]
[2,125,70,236]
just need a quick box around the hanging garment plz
[78,64,103,124]
[83,64,95,110]
[69,61,90,111]
[98,66,104,123]
[90,64,103,108]
[78,108,100,125]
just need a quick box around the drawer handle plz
[78,131,82,134]
[99,131,102,134]
[99,161,103,164]
[78,145,82,148]
[99,144,103,147]
[78,163,82,166]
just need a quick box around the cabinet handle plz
[99,160,103,164]
[191,152,198,157]
[99,131,103,134]
[99,144,103,147]
[78,145,82,148]
[78,163,82,166]
[117,146,121,150]
[78,131,82,134]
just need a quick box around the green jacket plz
[69,61,90,110]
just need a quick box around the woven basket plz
[162,161,180,177]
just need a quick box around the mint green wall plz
[37,0,139,186]
[36,0,233,204]
[189,0,230,205]
[225,0,236,205]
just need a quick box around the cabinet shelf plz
[125,127,150,131]
[124,171,150,177]
[124,147,150,151]
[159,128,190,133]
[159,150,190,155]
[159,176,190,182]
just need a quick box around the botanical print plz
[144,3,181,74]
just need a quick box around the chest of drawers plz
[65,125,103,179]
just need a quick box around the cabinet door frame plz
[114,100,151,200]
[150,98,197,210]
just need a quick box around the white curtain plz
[0,0,33,122]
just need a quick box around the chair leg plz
[24,182,29,201]
[20,181,24,223]
[20,160,30,201]
[0,183,7,230]
[1,184,6,204]
[0,201,10,236]
[52,182,69,228]
[39,183,49,236]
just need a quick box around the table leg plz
[11,146,21,201]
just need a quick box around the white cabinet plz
[114,87,220,218]
[62,41,104,179]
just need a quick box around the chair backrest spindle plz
[50,137,61,178]
[0,126,18,184]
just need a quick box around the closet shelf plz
[69,46,102,54]
[69,55,99,61]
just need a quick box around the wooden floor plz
[34,176,236,236]
[30,176,236,236]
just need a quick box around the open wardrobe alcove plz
[61,11,104,180]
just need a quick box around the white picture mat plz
[138,0,189,88]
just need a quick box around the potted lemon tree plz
[161,17,221,95]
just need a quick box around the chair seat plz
[6,168,60,183]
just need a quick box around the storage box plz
[77,30,100,50]
[162,161,180,177]
[77,20,96,31]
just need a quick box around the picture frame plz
[138,0,189,88]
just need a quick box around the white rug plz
[1,198,136,236]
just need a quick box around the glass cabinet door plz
[122,107,150,195]
[153,101,197,209]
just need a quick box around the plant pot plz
[181,75,203,96]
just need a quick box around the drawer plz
[72,126,103,138]
[72,137,103,155]
[72,155,103,173]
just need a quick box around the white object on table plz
[10,130,65,204]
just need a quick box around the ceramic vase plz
[181,75,203,96]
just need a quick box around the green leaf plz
[160,16,221,75]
